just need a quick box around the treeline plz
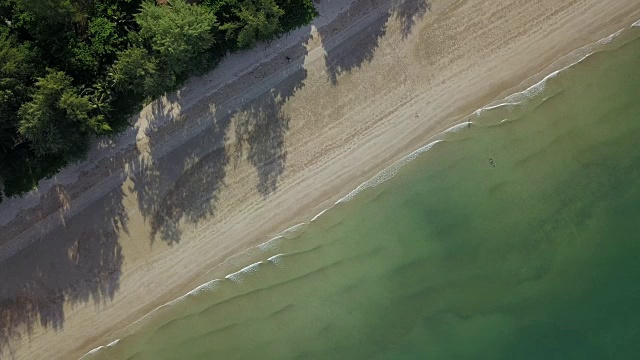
[0,0,316,202]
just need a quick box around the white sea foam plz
[632,19,640,27]
[476,69,559,117]
[258,222,306,251]
[257,236,284,251]
[446,121,473,133]
[80,339,120,359]
[337,140,443,204]
[267,254,286,266]
[475,46,601,118]
[599,28,625,44]
[225,261,263,282]
[310,208,329,222]
[474,27,636,118]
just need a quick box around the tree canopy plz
[0,0,317,201]
[220,0,284,48]
[137,0,217,77]
[18,69,110,158]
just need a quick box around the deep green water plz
[84,28,640,360]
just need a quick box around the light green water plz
[85,28,640,360]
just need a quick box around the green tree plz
[276,0,317,32]
[69,38,100,77]
[110,46,163,97]
[136,0,217,78]
[18,70,110,158]
[89,16,121,57]
[12,0,75,24]
[220,0,284,48]
[0,28,36,151]
[0,0,318,200]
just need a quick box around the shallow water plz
[84,27,640,360]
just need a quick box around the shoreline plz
[84,23,640,358]
[87,17,640,357]
[1,0,640,359]
[146,17,640,329]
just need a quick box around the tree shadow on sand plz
[0,187,125,358]
[126,94,233,246]
[320,0,430,84]
[129,38,309,245]
[243,100,290,197]
[394,0,431,39]
[232,67,306,197]
[149,146,229,244]
[321,8,389,85]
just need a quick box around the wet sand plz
[0,0,639,359]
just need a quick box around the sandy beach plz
[1,0,639,358]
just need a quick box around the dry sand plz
[1,0,639,358]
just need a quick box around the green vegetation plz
[218,0,284,48]
[0,0,317,202]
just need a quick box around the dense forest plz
[0,0,316,202]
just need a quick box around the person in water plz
[489,158,496,167]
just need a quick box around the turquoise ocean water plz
[84,25,640,359]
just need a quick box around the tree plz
[18,70,110,159]
[89,16,121,57]
[136,0,217,78]
[0,0,318,199]
[12,0,75,24]
[220,0,284,48]
[0,27,36,151]
[276,0,317,32]
[110,46,163,97]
